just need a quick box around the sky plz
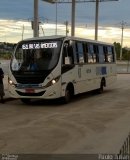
[0,0,130,47]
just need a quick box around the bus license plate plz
[25,88,35,93]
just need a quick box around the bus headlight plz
[9,80,13,85]
[52,79,56,84]
[8,78,15,87]
[45,76,60,88]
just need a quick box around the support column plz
[71,0,75,37]
[34,0,39,37]
[95,0,99,40]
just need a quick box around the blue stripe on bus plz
[101,67,107,75]
[96,67,107,75]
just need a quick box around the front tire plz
[63,85,74,104]
[64,89,71,103]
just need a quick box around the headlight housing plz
[8,78,16,87]
[44,76,60,88]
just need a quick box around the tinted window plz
[12,40,62,71]
[107,46,114,62]
[88,44,97,63]
[76,42,84,63]
[98,45,105,63]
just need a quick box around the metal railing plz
[119,132,130,160]
[117,61,130,73]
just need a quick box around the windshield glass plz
[11,40,62,72]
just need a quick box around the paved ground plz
[0,74,130,154]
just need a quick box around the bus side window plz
[93,45,99,63]
[107,46,114,62]
[73,42,79,64]
[83,43,88,63]
[88,44,94,63]
[68,43,74,64]
[63,41,74,65]
[76,42,85,64]
[103,46,108,62]
[112,47,115,62]
[98,45,105,63]
[63,43,68,64]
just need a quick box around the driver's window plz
[62,41,74,65]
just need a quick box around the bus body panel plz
[61,63,116,97]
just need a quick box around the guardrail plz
[117,61,130,73]
[119,132,130,159]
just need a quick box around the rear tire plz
[98,83,104,94]
[98,79,105,94]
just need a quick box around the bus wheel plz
[21,98,31,104]
[64,87,74,103]
[98,81,104,94]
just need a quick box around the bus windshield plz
[11,40,62,72]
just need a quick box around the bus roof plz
[21,35,114,46]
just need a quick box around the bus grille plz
[16,90,46,96]
[14,74,46,84]
[13,71,51,84]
